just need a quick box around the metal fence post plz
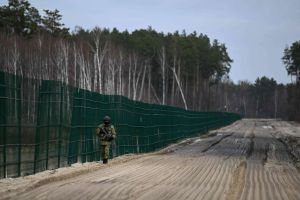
[33,82,42,174]
[3,124,6,178]
[45,85,51,170]
[2,116,6,178]
[0,72,7,178]
[136,136,139,153]
[17,76,21,177]
[57,84,63,168]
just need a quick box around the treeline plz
[219,77,299,121]
[0,0,299,121]
[0,0,232,112]
[0,29,232,110]
[219,40,300,121]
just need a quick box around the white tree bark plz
[170,66,188,110]
[90,29,107,93]
[128,55,132,98]
[60,40,69,84]
[138,63,147,101]
[148,65,151,103]
[77,46,91,90]
[159,46,166,105]
[11,39,20,121]
[171,54,176,105]
[117,50,123,95]
[107,55,116,95]
[151,84,161,104]
[73,43,77,87]
[132,54,143,101]
[11,39,20,76]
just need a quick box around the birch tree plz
[138,63,148,101]
[170,64,187,110]
[117,49,124,95]
[90,28,107,93]
[131,54,143,101]
[159,46,166,105]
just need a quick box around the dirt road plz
[3,119,300,200]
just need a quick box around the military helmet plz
[103,115,111,124]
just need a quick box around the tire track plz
[7,119,300,200]
[225,161,246,200]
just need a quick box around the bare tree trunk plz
[207,79,211,111]
[175,61,181,106]
[12,39,20,76]
[107,56,116,94]
[171,56,176,106]
[196,66,201,111]
[132,54,137,100]
[193,67,199,110]
[199,78,205,111]
[77,46,91,90]
[151,84,161,104]
[73,43,77,87]
[118,50,123,95]
[148,65,151,103]
[132,54,143,101]
[11,39,20,120]
[185,74,188,106]
[128,55,132,98]
[159,46,166,105]
[61,41,69,84]
[170,66,187,110]
[255,97,259,118]
[90,30,107,93]
[138,63,147,101]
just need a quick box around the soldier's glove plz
[106,134,114,141]
[99,132,105,140]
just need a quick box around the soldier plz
[96,116,117,164]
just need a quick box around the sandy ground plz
[1,119,300,200]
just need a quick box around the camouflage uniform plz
[96,123,116,160]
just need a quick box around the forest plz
[0,0,299,121]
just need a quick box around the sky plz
[2,0,300,84]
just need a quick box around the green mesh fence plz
[0,71,241,178]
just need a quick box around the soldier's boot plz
[103,159,108,164]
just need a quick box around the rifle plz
[100,127,113,141]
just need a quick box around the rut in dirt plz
[4,119,300,200]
